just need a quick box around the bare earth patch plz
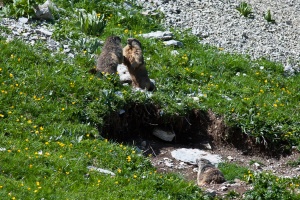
[145,139,300,198]
[102,104,300,198]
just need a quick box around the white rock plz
[34,0,55,20]
[254,162,262,169]
[22,32,31,37]
[171,148,222,165]
[192,97,199,101]
[117,64,132,84]
[227,156,234,161]
[18,17,28,24]
[203,143,212,150]
[0,148,7,151]
[140,31,173,40]
[163,158,174,168]
[170,50,179,56]
[163,40,183,47]
[36,28,53,36]
[220,186,228,191]
[87,166,115,176]
[153,129,175,142]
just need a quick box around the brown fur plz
[95,36,123,74]
[196,158,225,186]
[123,38,155,91]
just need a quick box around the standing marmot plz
[95,36,123,74]
[123,38,155,91]
[196,158,226,186]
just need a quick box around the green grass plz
[0,0,300,199]
[219,162,249,182]
[0,38,205,199]
[244,172,300,199]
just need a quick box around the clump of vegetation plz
[0,0,44,18]
[77,9,107,36]
[219,162,249,181]
[244,172,300,199]
[264,9,276,23]
[236,2,253,17]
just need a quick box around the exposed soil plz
[100,103,300,198]
[144,139,300,198]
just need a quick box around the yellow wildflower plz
[126,155,131,162]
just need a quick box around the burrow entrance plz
[99,103,286,157]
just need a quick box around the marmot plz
[196,158,225,186]
[123,38,155,91]
[95,36,123,74]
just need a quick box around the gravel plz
[137,0,300,67]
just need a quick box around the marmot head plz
[196,158,212,167]
[127,38,142,48]
[106,36,121,44]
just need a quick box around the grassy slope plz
[0,39,204,199]
[0,0,300,199]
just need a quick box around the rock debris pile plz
[137,0,299,68]
[0,0,299,72]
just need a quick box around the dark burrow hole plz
[98,103,289,158]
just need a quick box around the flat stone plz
[36,28,53,36]
[18,17,29,24]
[171,148,222,165]
[87,166,115,176]
[22,32,31,37]
[140,31,173,40]
[163,40,183,47]
[153,129,175,141]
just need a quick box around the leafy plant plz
[1,0,43,18]
[244,172,300,199]
[219,162,249,181]
[236,2,253,17]
[264,10,275,23]
[71,38,102,54]
[77,9,107,36]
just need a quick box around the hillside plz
[0,0,299,199]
